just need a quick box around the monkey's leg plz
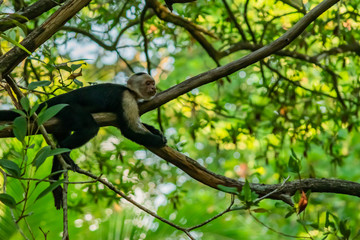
[50,109,99,209]
[50,152,77,209]
[58,122,99,150]
[56,107,100,149]
[50,131,72,210]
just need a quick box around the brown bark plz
[0,0,91,76]
[2,0,357,201]
[0,0,67,32]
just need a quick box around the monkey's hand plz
[143,123,163,136]
[143,123,167,147]
[60,152,81,172]
[159,133,167,147]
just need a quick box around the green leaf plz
[8,13,29,21]
[290,148,299,160]
[0,193,17,208]
[36,179,66,201]
[13,116,27,142]
[285,208,295,218]
[27,144,35,149]
[325,211,337,229]
[20,97,30,112]
[57,65,72,72]
[217,185,239,194]
[11,109,26,117]
[288,150,300,173]
[47,170,66,179]
[339,219,351,239]
[70,64,83,71]
[28,81,51,91]
[9,18,28,35]
[252,208,268,213]
[33,170,66,189]
[49,148,71,157]
[37,104,68,125]
[0,33,31,54]
[0,159,20,177]
[32,146,51,169]
[29,103,40,117]
[243,179,252,202]
[74,79,83,87]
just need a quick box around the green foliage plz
[37,104,68,125]
[0,159,20,177]
[35,179,65,202]
[32,145,70,170]
[0,193,16,208]
[1,0,360,239]
[0,33,31,54]
[217,185,239,194]
[239,179,259,207]
[12,116,27,143]
[28,81,51,90]
[288,148,301,173]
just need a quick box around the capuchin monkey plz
[0,72,166,209]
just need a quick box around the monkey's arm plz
[120,124,167,147]
[118,90,166,147]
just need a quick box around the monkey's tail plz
[0,110,21,121]
[50,155,64,210]
[50,152,79,210]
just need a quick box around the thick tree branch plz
[0,0,66,32]
[146,0,220,61]
[1,115,359,200]
[139,0,341,113]
[0,0,92,76]
[1,0,352,201]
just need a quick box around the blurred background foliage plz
[1,0,360,239]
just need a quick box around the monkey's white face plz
[140,75,156,99]
[127,73,157,100]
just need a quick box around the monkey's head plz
[127,73,157,100]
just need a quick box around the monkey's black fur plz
[0,83,166,209]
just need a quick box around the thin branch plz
[60,11,156,51]
[139,0,342,113]
[279,0,306,14]
[62,172,69,240]
[3,74,71,240]
[244,0,256,43]
[76,168,195,239]
[0,0,66,32]
[187,195,235,231]
[140,5,152,74]
[7,175,100,184]
[250,211,312,239]
[263,61,357,105]
[146,0,219,60]
[0,132,29,240]
[0,0,93,76]
[188,177,291,232]
[221,0,247,41]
